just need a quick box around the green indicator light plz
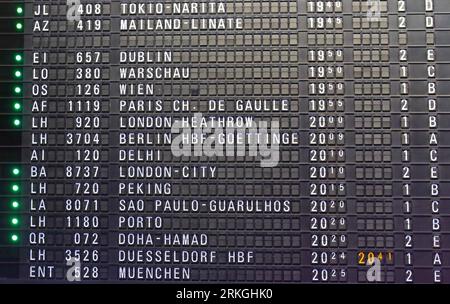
[11,201,20,209]
[12,184,20,193]
[14,86,22,94]
[16,6,24,15]
[11,218,19,226]
[12,168,20,176]
[10,234,19,243]
[14,54,23,63]
[13,119,21,127]
[14,70,22,78]
[13,102,22,111]
[15,22,23,31]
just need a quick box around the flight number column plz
[63,1,111,282]
[24,1,111,282]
